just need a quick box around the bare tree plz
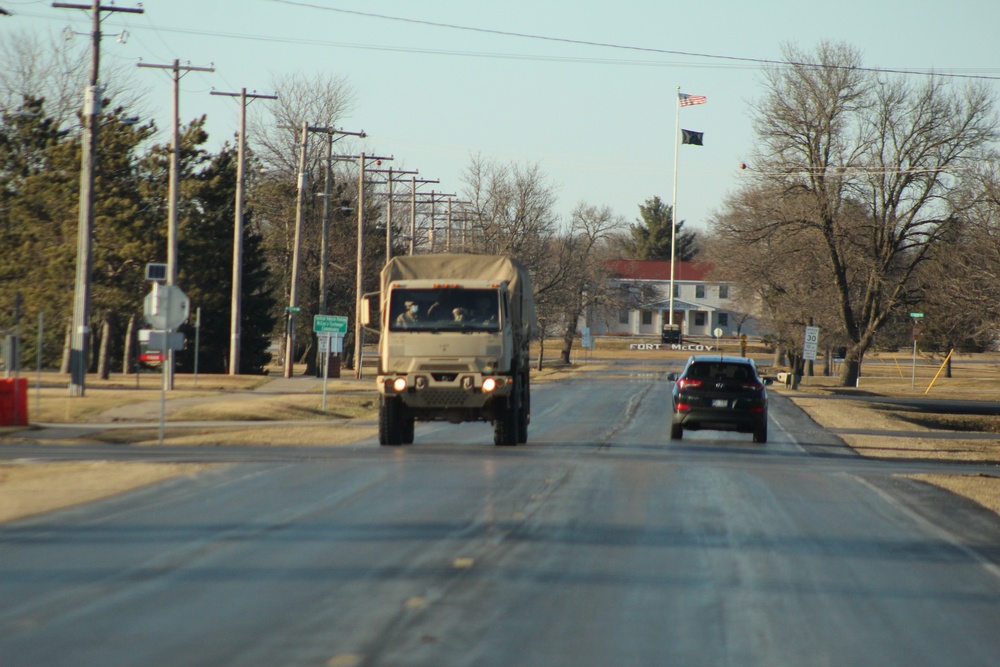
[247,71,360,370]
[707,185,854,365]
[249,71,357,175]
[0,29,147,130]
[719,41,998,385]
[461,154,560,274]
[915,160,1000,369]
[538,203,625,364]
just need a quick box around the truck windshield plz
[389,288,500,332]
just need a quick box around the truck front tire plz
[379,396,407,446]
[493,388,518,447]
[516,372,529,444]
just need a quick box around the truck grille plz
[423,388,470,406]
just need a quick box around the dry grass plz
[789,397,928,433]
[789,392,1000,513]
[167,393,377,422]
[907,474,1000,516]
[0,461,219,523]
[21,374,377,424]
[94,424,378,447]
[30,388,222,423]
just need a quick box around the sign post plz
[803,326,820,361]
[143,282,190,443]
[314,315,349,407]
[910,313,924,389]
[802,326,820,388]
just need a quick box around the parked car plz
[661,324,682,344]
[667,355,769,443]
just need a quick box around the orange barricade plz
[0,378,29,426]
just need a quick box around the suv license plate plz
[712,399,729,408]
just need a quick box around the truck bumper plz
[376,372,512,410]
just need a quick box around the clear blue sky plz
[4,0,999,232]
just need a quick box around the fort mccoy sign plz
[629,343,717,351]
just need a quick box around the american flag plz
[679,93,707,107]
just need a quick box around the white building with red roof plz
[588,260,763,340]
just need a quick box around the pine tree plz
[145,128,276,374]
[617,196,698,261]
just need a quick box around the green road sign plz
[314,314,349,334]
[285,306,302,313]
[909,312,924,318]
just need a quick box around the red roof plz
[605,260,714,282]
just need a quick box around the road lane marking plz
[404,596,428,609]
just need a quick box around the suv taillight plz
[677,378,702,390]
[740,380,764,391]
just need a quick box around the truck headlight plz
[392,377,407,393]
[482,377,497,393]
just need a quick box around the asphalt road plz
[3,362,1000,666]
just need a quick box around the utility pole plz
[312,127,365,318]
[444,199,471,251]
[210,88,277,375]
[348,152,393,378]
[277,125,365,378]
[448,201,474,252]
[55,0,144,397]
[284,121,309,378]
[137,59,215,285]
[325,150,395,376]
[138,58,214,388]
[320,133,334,316]
[366,166,419,261]
[424,191,456,252]
[354,152,366,379]
[398,177,440,255]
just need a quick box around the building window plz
[618,309,629,324]
[673,284,680,298]
[694,312,706,326]
[719,284,729,299]
[696,285,706,299]
[718,313,729,327]
[641,310,653,325]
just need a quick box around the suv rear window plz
[687,362,753,381]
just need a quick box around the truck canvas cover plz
[380,254,538,338]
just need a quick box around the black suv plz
[667,355,769,443]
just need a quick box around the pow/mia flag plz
[681,129,704,146]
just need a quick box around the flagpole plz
[669,86,681,327]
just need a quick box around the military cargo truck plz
[362,254,537,446]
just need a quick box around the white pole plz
[229,88,246,376]
[668,86,681,327]
[322,345,329,411]
[194,306,201,387]
[36,311,43,414]
[354,153,366,378]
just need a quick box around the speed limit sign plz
[803,326,820,361]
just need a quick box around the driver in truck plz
[396,301,419,328]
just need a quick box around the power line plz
[265,0,1000,81]
[17,6,999,78]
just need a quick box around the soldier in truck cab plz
[395,300,420,327]
[471,295,496,324]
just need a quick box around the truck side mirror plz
[360,297,371,326]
